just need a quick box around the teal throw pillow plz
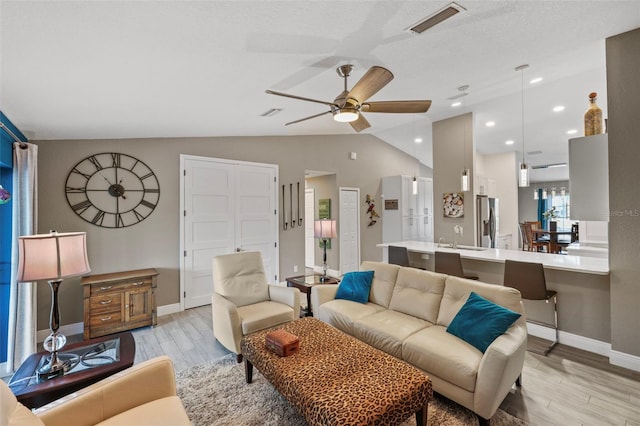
[335,270,374,304]
[446,292,521,353]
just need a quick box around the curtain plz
[6,142,38,374]
[536,189,548,229]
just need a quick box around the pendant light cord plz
[521,68,525,164]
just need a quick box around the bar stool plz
[503,259,558,355]
[434,251,478,280]
[388,245,411,267]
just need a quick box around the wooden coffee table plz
[286,274,339,316]
[241,317,432,426]
[8,332,135,409]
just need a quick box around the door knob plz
[236,248,242,252]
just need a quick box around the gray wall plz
[33,134,422,329]
[433,112,475,245]
[305,174,338,271]
[607,27,640,358]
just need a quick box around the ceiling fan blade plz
[285,110,333,126]
[349,114,371,133]
[266,90,337,107]
[361,100,432,114]
[347,66,394,104]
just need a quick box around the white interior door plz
[181,155,278,309]
[339,187,360,274]
[305,188,315,269]
[182,158,234,309]
[235,164,278,282]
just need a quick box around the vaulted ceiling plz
[2,1,639,181]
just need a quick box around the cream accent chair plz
[0,356,190,426]
[212,251,300,362]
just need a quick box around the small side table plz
[286,274,339,317]
[8,332,136,409]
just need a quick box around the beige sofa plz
[1,356,190,426]
[311,261,527,425]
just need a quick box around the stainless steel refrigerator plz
[476,196,499,248]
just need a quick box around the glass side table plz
[8,332,136,409]
[286,274,339,317]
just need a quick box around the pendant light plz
[542,188,548,199]
[533,189,539,200]
[412,114,419,195]
[516,64,530,187]
[459,85,470,192]
[560,187,566,196]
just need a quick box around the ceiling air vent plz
[405,2,466,35]
[532,163,567,169]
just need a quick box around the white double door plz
[181,155,278,309]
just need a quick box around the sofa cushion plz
[96,396,190,426]
[335,270,374,304]
[389,268,446,323]
[437,276,523,327]
[353,310,429,359]
[402,325,482,393]
[361,261,400,308]
[446,292,521,353]
[316,299,386,335]
[1,380,45,426]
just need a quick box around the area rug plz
[175,355,526,426]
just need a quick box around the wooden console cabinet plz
[81,268,158,339]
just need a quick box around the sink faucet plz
[438,237,453,248]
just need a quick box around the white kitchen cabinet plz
[382,175,433,243]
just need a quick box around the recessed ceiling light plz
[505,140,515,145]
[553,105,565,112]
[414,137,423,143]
[451,101,461,107]
[529,77,543,84]
[567,129,578,135]
[486,121,495,127]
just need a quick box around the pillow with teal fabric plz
[446,292,521,353]
[335,270,374,304]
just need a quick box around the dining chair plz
[518,222,530,251]
[434,251,478,280]
[525,221,550,252]
[503,259,558,355]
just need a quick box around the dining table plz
[532,228,574,254]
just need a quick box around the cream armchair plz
[212,251,300,362]
[1,356,190,426]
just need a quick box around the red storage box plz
[265,329,300,357]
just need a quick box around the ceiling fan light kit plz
[265,64,431,132]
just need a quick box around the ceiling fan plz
[265,65,432,132]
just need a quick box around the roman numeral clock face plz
[65,153,160,228]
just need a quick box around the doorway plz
[180,155,279,309]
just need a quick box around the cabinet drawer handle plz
[99,299,112,305]
[99,286,113,291]
[132,281,144,286]
[100,316,112,321]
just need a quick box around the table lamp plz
[314,219,337,282]
[17,231,91,380]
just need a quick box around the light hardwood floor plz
[133,307,640,426]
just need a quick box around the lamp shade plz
[314,219,337,239]
[17,231,91,282]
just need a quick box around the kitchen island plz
[378,241,611,354]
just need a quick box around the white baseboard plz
[35,304,183,339]
[610,350,640,372]
[157,303,181,316]
[526,322,611,357]
[37,322,84,341]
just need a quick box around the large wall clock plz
[65,153,160,228]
